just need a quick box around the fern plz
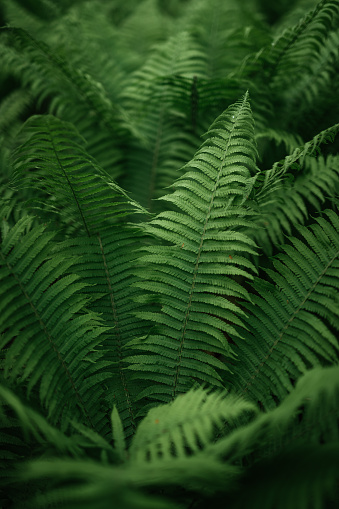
[227,211,339,407]
[126,93,258,405]
[1,1,339,508]
[0,208,109,432]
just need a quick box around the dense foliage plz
[0,0,339,507]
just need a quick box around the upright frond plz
[126,93,259,406]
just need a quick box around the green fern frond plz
[0,383,83,457]
[126,93,259,404]
[10,114,146,235]
[227,211,339,407]
[19,457,185,509]
[0,27,123,134]
[205,366,339,509]
[0,210,110,432]
[16,366,339,508]
[240,0,339,86]
[255,122,339,206]
[181,0,268,79]
[57,227,151,441]
[277,28,339,133]
[208,365,339,462]
[255,128,303,155]
[9,114,155,440]
[129,386,256,463]
[254,154,339,255]
[121,31,206,211]
[269,0,339,89]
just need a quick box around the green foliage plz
[0,0,338,508]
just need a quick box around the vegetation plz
[0,0,338,507]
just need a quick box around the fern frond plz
[205,366,339,509]
[126,93,259,405]
[254,154,339,255]
[240,0,339,86]
[121,31,206,211]
[0,210,110,432]
[129,386,256,463]
[182,0,268,79]
[227,211,339,407]
[57,228,151,441]
[209,365,339,460]
[9,113,155,440]
[20,457,184,509]
[278,28,339,133]
[269,0,339,89]
[10,114,146,235]
[0,383,83,457]
[255,122,339,206]
[0,27,123,134]
[17,367,339,508]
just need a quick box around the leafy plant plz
[0,0,338,508]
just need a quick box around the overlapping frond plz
[254,122,339,207]
[10,114,153,440]
[0,26,127,177]
[126,94,258,405]
[240,0,339,86]
[181,0,269,79]
[226,210,339,407]
[0,27,122,134]
[14,366,339,508]
[278,28,339,133]
[129,386,256,463]
[254,154,339,255]
[0,383,83,458]
[57,228,151,441]
[10,114,146,235]
[0,207,110,432]
[205,366,339,509]
[121,31,206,211]
[1,1,339,508]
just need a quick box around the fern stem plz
[97,233,136,434]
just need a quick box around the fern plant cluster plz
[0,0,339,508]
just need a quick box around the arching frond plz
[227,211,339,407]
[0,208,110,432]
[254,154,339,255]
[255,122,339,207]
[13,366,339,509]
[0,383,83,458]
[126,93,259,406]
[240,0,339,87]
[10,114,153,440]
[0,27,123,134]
[205,366,339,509]
[10,114,146,235]
[0,26,127,177]
[129,386,256,463]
